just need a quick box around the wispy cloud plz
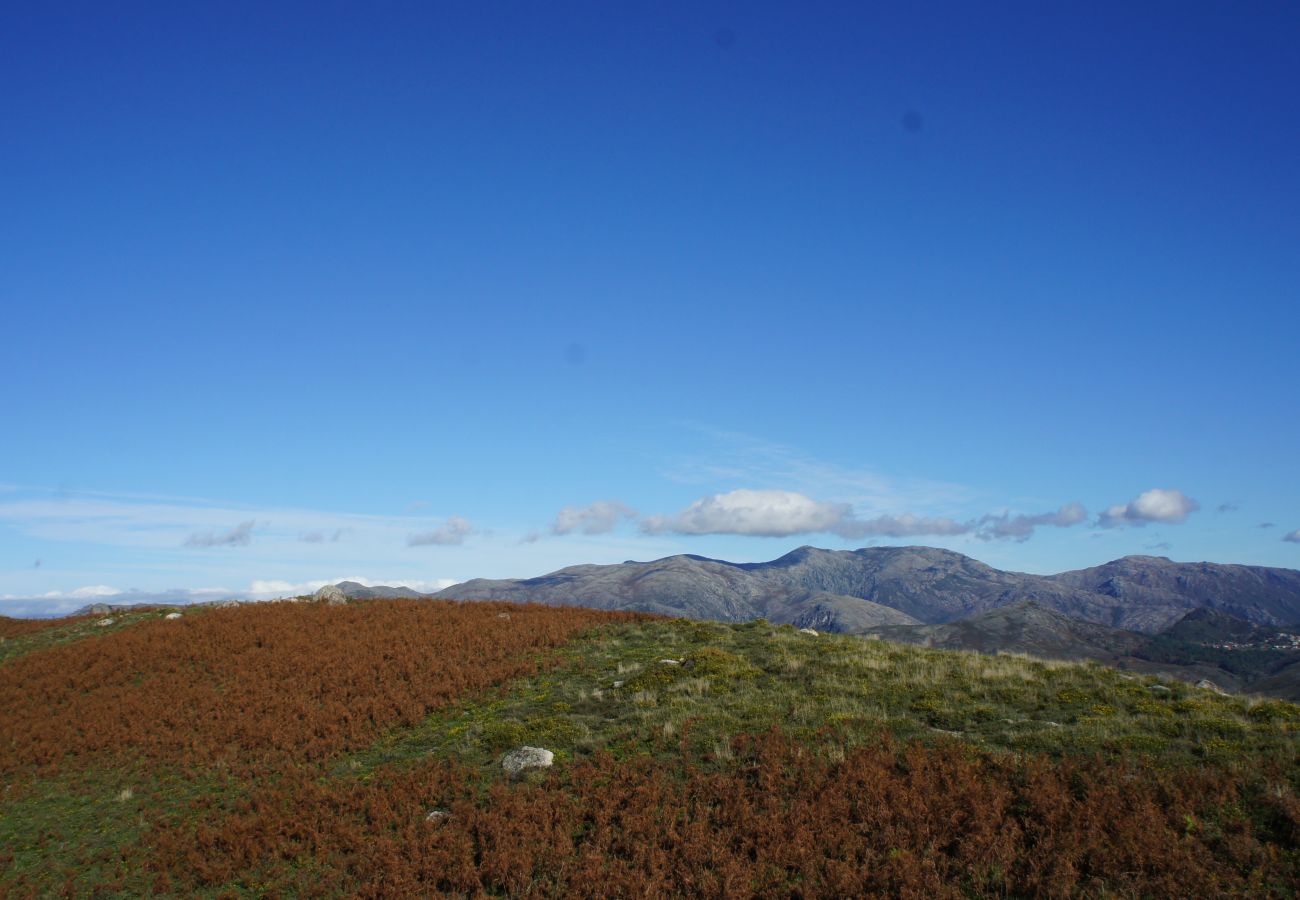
[1098,489,1200,528]
[299,529,344,544]
[184,520,255,548]
[1284,530,1300,544]
[1260,522,1277,529]
[551,500,637,536]
[659,427,974,514]
[1216,503,1239,514]
[408,516,475,547]
[975,503,1088,542]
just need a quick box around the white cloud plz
[408,516,474,547]
[641,489,973,539]
[976,503,1088,542]
[1284,530,1300,544]
[1098,489,1200,528]
[185,520,255,548]
[38,584,122,599]
[551,500,637,536]
[641,489,851,537]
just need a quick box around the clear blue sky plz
[3,1,1298,614]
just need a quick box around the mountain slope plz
[436,546,1300,635]
[1049,555,1300,631]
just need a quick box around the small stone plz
[502,746,554,778]
[97,618,115,627]
[658,658,681,666]
[798,627,819,636]
[164,612,182,620]
[497,613,511,620]
[425,809,451,823]
[1150,684,1172,693]
[1195,679,1226,694]
[612,680,624,688]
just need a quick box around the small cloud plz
[1216,503,1239,514]
[407,516,474,547]
[32,558,41,569]
[184,520,255,548]
[519,531,542,545]
[551,500,637,536]
[1259,522,1276,529]
[300,529,344,544]
[640,489,972,539]
[1098,489,1199,528]
[1145,541,1173,552]
[976,503,1088,542]
[1284,530,1300,544]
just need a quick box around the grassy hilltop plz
[2,601,1298,897]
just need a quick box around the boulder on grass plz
[502,746,554,778]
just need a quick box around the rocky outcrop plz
[313,585,349,606]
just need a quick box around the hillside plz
[436,545,1300,634]
[2,600,1298,896]
[863,602,1300,698]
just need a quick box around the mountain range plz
[434,545,1300,634]
[426,546,1300,698]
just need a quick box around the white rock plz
[1150,684,1172,693]
[313,585,349,605]
[1195,679,1226,694]
[497,612,511,619]
[425,809,451,822]
[658,658,681,666]
[96,618,115,627]
[501,746,554,777]
[612,680,624,688]
[164,612,182,620]
[798,627,819,636]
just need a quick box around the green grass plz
[0,608,191,666]
[5,614,1298,897]
[342,618,1300,780]
[0,760,235,897]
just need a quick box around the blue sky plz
[3,2,1298,614]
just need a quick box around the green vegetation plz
[3,606,1298,896]
[348,617,1300,777]
[0,608,185,666]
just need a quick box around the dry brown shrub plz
[0,614,95,640]
[0,600,642,777]
[145,730,1300,898]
